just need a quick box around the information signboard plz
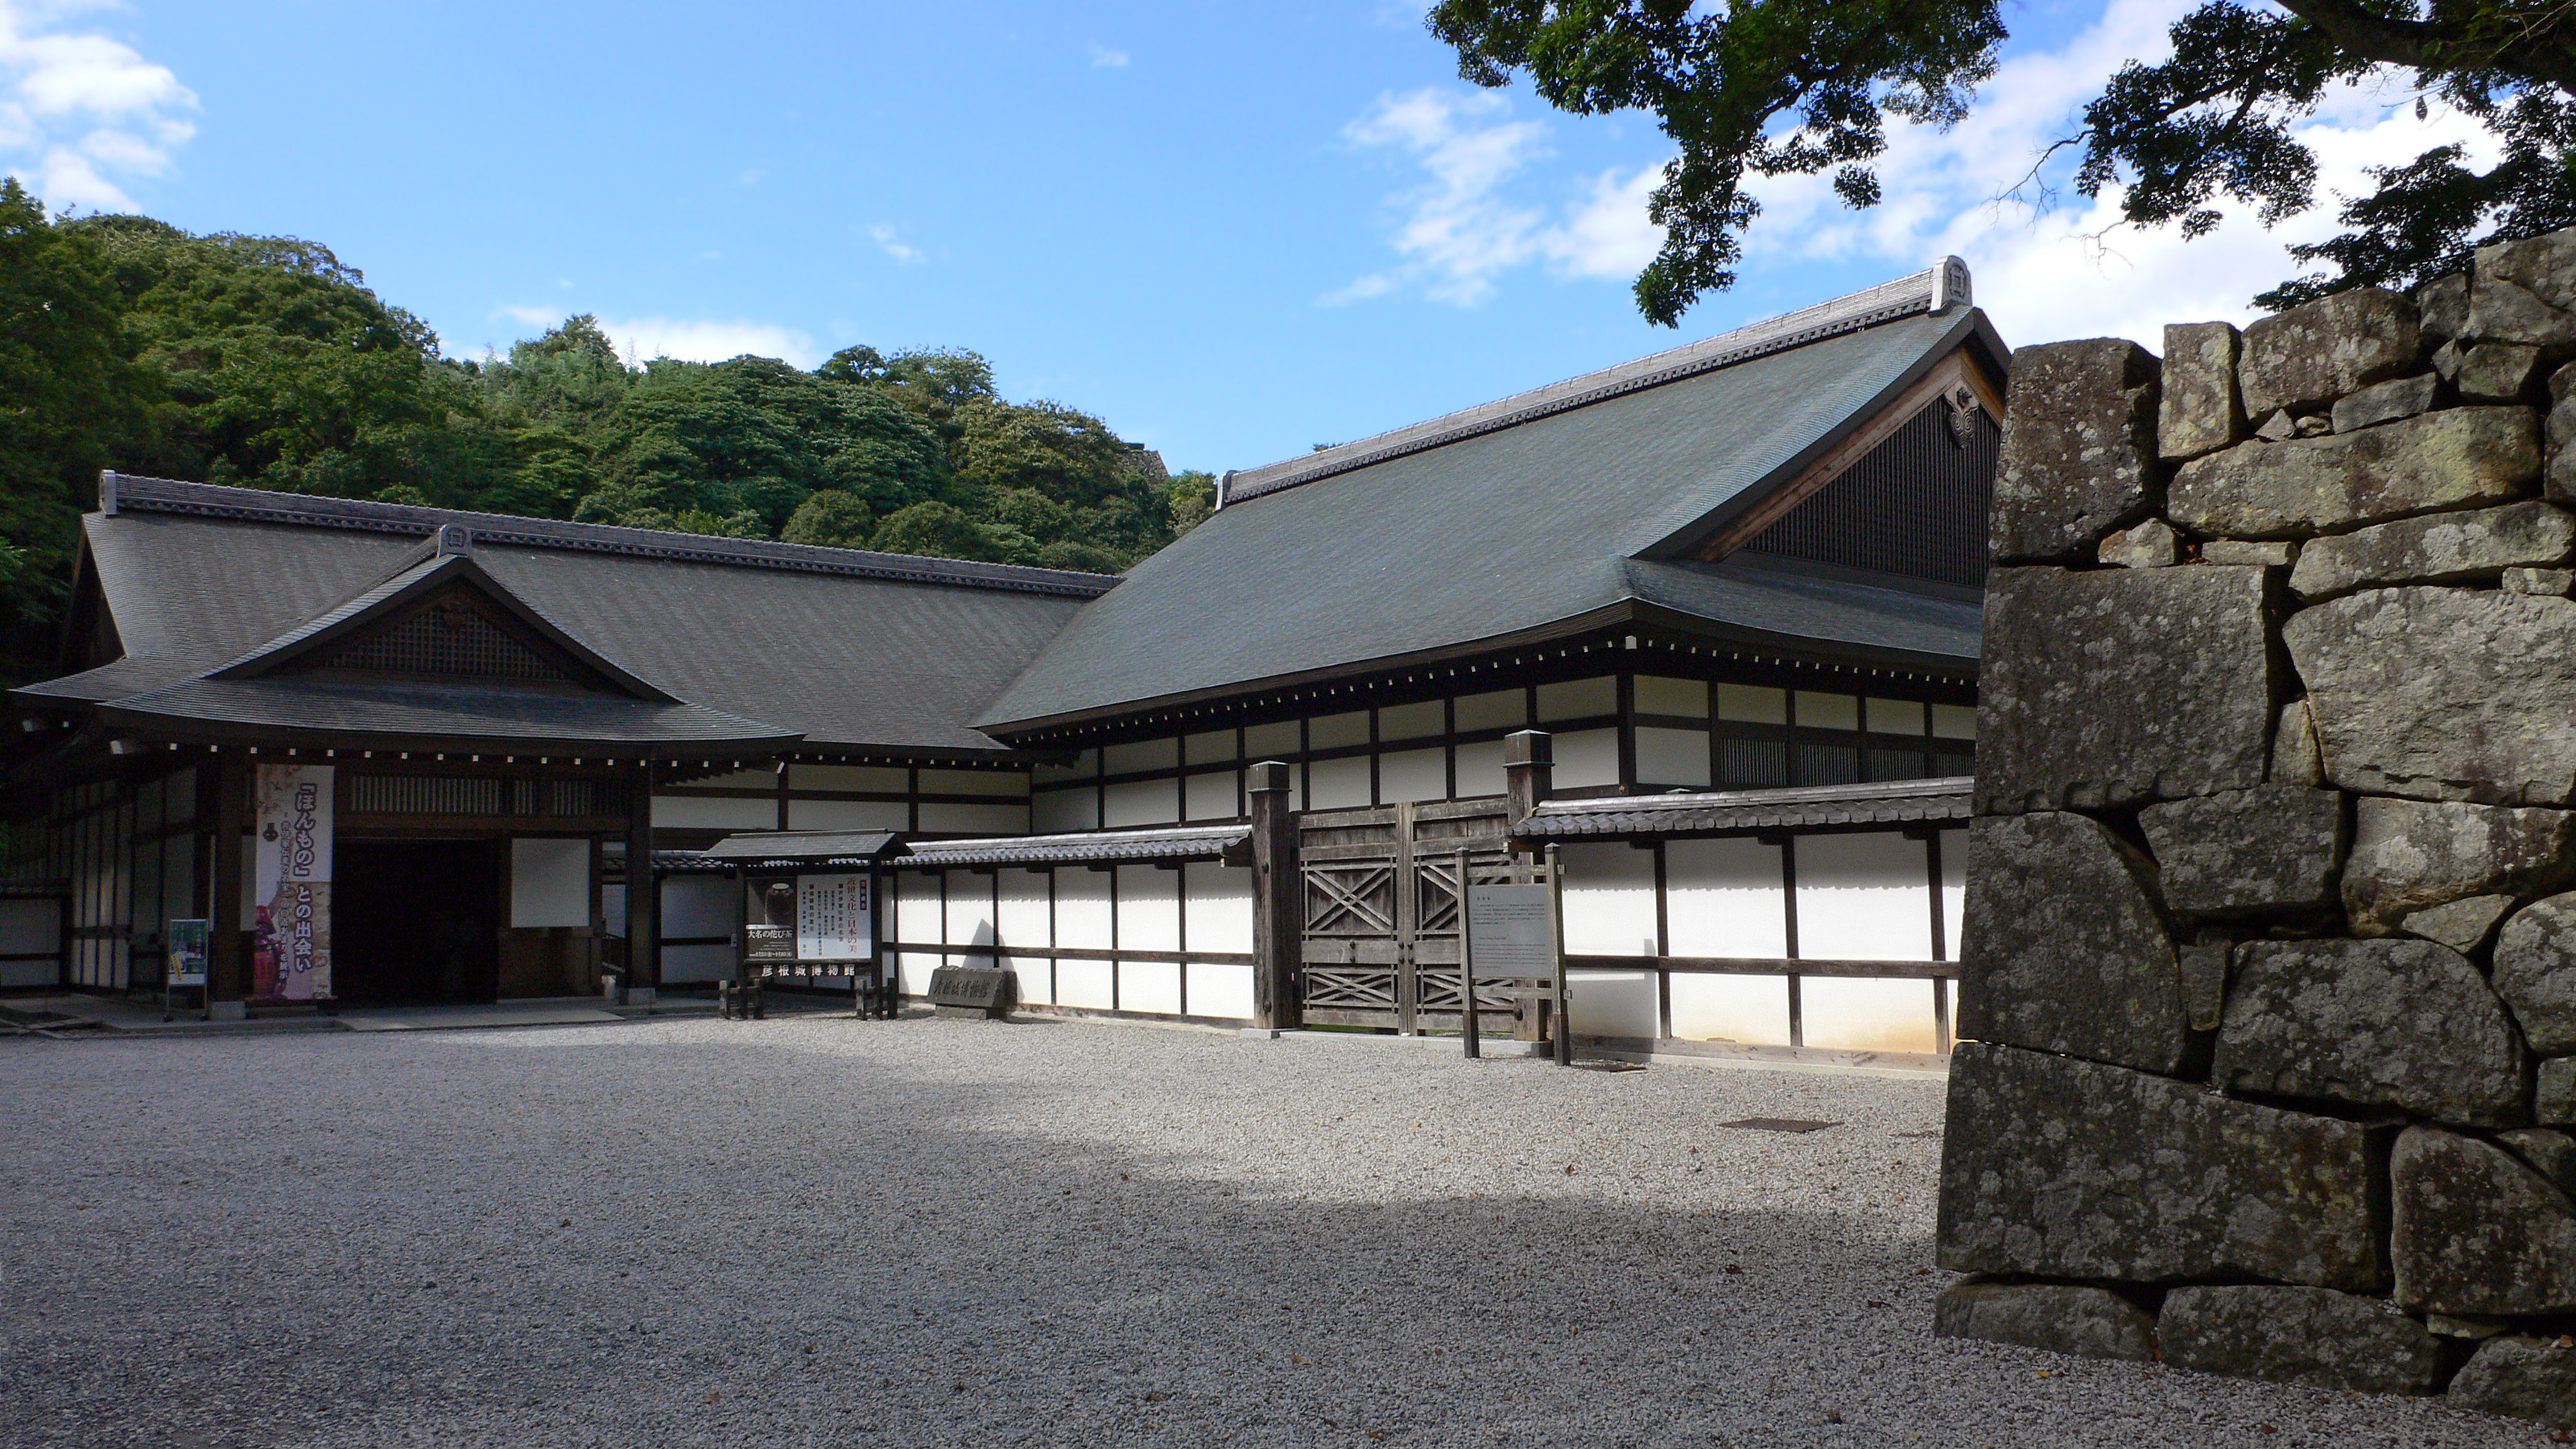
[1464,883,1555,980]
[795,873,873,961]
[166,919,208,987]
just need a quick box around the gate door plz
[1298,797,1525,1032]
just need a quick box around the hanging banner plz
[253,763,334,1001]
[795,873,872,961]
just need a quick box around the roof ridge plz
[1218,258,1971,508]
[95,473,1123,600]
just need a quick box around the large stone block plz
[2450,1335,2576,1430]
[2400,893,2513,953]
[1978,340,2164,562]
[2544,1057,2576,1125]
[1937,1042,2385,1290]
[2159,321,2244,461]
[2157,1286,2441,1394]
[2419,272,2469,344]
[2213,938,2526,1127]
[2327,373,2437,433]
[2240,287,2421,416]
[2340,796,2576,932]
[2287,500,2576,601]
[1956,813,2186,1074]
[1990,339,2160,562]
[2472,229,2576,357]
[1931,1281,2157,1361]
[2493,893,2576,1054]
[2287,589,2576,806]
[1977,566,2275,812]
[2392,1125,2576,1315]
[2169,407,2539,538]
[2138,785,2344,917]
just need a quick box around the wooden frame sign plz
[1464,884,1554,980]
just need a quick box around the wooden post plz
[625,757,658,1001]
[1505,729,1553,835]
[206,752,248,1015]
[1456,848,1480,1060]
[1248,760,1300,1030]
[1546,842,1571,1067]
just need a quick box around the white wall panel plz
[919,769,1029,798]
[1243,720,1300,759]
[1634,728,1711,787]
[510,839,592,928]
[789,763,908,792]
[1932,704,1977,740]
[1669,974,1792,1045]
[789,799,907,831]
[1454,687,1526,732]
[1184,863,1253,955]
[1054,869,1113,949]
[1636,675,1707,716]
[1939,828,1966,963]
[897,872,944,987]
[1115,865,1180,952]
[997,869,1051,950]
[1665,838,1786,958]
[1378,700,1444,741]
[1186,961,1255,1019]
[653,795,776,830]
[1184,770,1239,821]
[945,870,997,951]
[1033,788,1098,833]
[1055,959,1114,1009]
[1378,748,1447,803]
[1558,842,1657,956]
[661,876,737,939]
[1307,755,1370,809]
[1553,729,1620,788]
[1185,729,1238,763]
[919,801,1030,836]
[1102,778,1179,828]
[1309,710,1370,749]
[1538,676,1616,721]
[1801,976,1938,1053]
[1567,969,1657,1038]
[1795,832,1931,961]
[1122,960,1183,1014]
[1005,954,1052,1005]
[1454,739,1506,798]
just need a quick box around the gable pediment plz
[289,582,605,691]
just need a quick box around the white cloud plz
[0,1,196,212]
[494,303,558,327]
[1329,88,1553,305]
[868,220,923,265]
[1088,41,1129,68]
[600,316,820,369]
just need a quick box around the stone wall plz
[1936,225,2576,1430]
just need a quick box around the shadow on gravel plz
[0,1025,2525,1449]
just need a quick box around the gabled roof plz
[19,478,1111,756]
[979,267,2004,735]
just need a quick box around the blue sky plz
[2,1,2460,475]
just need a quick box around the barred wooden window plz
[350,776,505,815]
[319,599,569,683]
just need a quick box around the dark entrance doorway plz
[336,840,502,1003]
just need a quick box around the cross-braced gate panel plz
[1298,797,1521,1031]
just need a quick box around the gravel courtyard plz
[0,1014,2538,1447]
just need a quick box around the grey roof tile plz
[1514,776,1972,839]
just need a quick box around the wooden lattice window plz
[311,595,575,685]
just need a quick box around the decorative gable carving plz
[295,588,598,689]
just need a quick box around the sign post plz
[1455,851,1479,1060]
[1463,851,1564,1065]
[164,918,208,1021]
[1547,844,1571,1067]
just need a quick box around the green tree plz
[781,489,875,547]
[1428,1,2576,320]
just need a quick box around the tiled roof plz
[1513,777,1972,839]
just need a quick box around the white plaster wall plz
[789,799,906,831]
[1553,729,1620,789]
[1184,863,1253,954]
[922,802,1031,836]
[919,769,1029,798]
[510,840,591,928]
[1116,865,1180,952]
[1103,779,1179,828]
[1567,970,1658,1038]
[1665,837,1787,956]
[1635,728,1711,787]
[660,944,734,984]
[1184,770,1238,821]
[653,795,775,830]
[897,871,944,993]
[661,876,737,939]
[1187,961,1255,1019]
[1033,788,1098,833]
[1558,842,1657,956]
[1669,973,1793,1045]
[945,870,997,952]
[1795,832,1931,961]
[1123,960,1183,1015]
[1055,959,1114,1009]
[1454,739,1505,798]
[1054,869,1113,950]
[0,897,58,987]
[1801,976,1939,1053]
[1939,828,1966,962]
[1307,755,1369,809]
[1378,748,1447,803]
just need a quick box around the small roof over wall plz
[898,823,1253,869]
[699,830,910,869]
[1514,777,1972,840]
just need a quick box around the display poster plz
[166,919,208,988]
[795,873,873,961]
[252,763,333,1001]
[1465,883,1555,980]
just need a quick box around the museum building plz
[2,262,2004,1066]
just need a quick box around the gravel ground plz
[0,1013,2541,1448]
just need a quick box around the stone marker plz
[2286,499,2576,601]
[1977,566,2274,813]
[2240,287,2421,416]
[2138,785,2344,916]
[1991,339,2161,562]
[2328,374,2438,433]
[1932,1281,2157,1361]
[2214,938,2526,1127]
[2392,1126,2576,1315]
[2289,591,2576,806]
[2157,1286,2441,1394]
[2450,1335,2576,1430]
[2494,893,2576,1054]
[1957,813,2186,1074]
[1938,1042,2384,1290]
[2341,796,2576,933]
[2169,407,2539,537]
[2097,517,2180,568]
[2398,893,2514,953]
[2159,321,2244,460]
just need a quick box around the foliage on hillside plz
[0,180,1211,683]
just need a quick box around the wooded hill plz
[0,179,1212,686]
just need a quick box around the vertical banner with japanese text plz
[795,873,872,961]
[253,763,333,1001]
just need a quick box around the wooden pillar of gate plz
[1393,799,1418,1035]
[1248,760,1301,1030]
[207,751,249,1007]
[1505,730,1554,843]
[625,757,659,995]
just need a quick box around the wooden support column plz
[207,752,248,1010]
[625,757,659,995]
[1504,729,1554,841]
[1247,759,1300,1031]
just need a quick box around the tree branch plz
[2277,0,2576,95]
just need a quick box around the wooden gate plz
[1298,798,1530,1032]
